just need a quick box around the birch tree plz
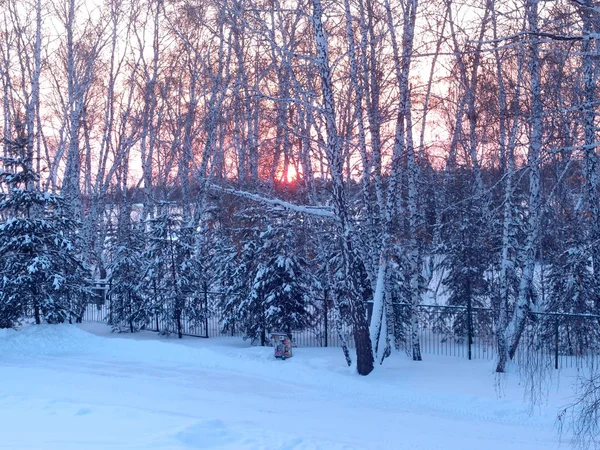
[504,0,544,361]
[311,0,374,375]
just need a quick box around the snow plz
[208,183,336,219]
[0,323,577,449]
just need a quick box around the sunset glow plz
[285,165,298,183]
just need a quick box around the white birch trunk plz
[311,0,374,375]
[495,50,524,373]
[382,0,420,361]
[506,0,543,360]
[579,1,600,307]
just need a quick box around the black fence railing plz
[82,291,600,369]
[514,311,600,370]
[404,304,497,360]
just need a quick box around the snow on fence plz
[82,291,600,369]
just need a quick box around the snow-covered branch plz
[207,183,336,219]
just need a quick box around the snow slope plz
[0,323,575,449]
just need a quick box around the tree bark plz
[311,0,374,375]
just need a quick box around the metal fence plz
[83,293,354,345]
[83,291,600,369]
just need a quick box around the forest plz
[0,0,599,411]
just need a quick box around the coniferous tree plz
[107,218,149,333]
[387,246,412,350]
[143,211,202,338]
[222,234,266,344]
[221,219,316,346]
[251,225,314,336]
[212,232,243,333]
[217,204,265,342]
[0,136,91,327]
[545,213,600,355]
[439,174,494,341]
[318,232,353,364]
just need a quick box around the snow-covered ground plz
[0,323,578,449]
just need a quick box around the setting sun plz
[285,165,298,183]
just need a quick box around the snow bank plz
[0,323,575,449]
[0,324,102,357]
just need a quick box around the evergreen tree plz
[252,225,314,336]
[226,237,266,344]
[217,205,265,342]
[212,232,244,334]
[545,212,600,356]
[0,136,91,327]
[387,246,412,350]
[316,228,353,364]
[545,208,598,315]
[107,215,149,333]
[142,211,202,338]
[438,173,494,341]
[221,220,315,346]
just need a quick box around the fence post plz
[467,283,473,360]
[554,318,559,370]
[153,279,159,332]
[203,283,209,338]
[108,281,113,325]
[324,289,329,348]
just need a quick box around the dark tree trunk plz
[353,313,374,375]
[34,303,40,325]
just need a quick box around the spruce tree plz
[0,136,91,327]
[438,173,494,341]
[252,225,314,336]
[217,205,266,343]
[224,237,265,343]
[143,211,202,338]
[220,221,315,346]
[545,214,599,356]
[107,215,149,333]
[212,233,243,334]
